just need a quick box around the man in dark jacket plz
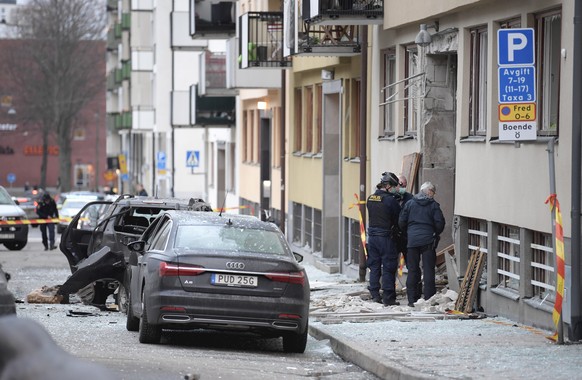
[366,171,401,306]
[36,192,59,251]
[398,181,445,307]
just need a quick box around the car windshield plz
[175,225,287,255]
[0,188,14,205]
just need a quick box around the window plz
[292,202,302,244]
[313,208,322,253]
[150,220,172,251]
[531,231,555,301]
[497,224,520,291]
[304,205,313,249]
[469,26,488,136]
[73,127,86,141]
[343,217,361,265]
[536,9,561,135]
[294,88,302,152]
[305,86,313,153]
[404,46,419,134]
[315,84,323,153]
[242,111,248,162]
[351,79,361,158]
[381,48,397,136]
[272,106,281,167]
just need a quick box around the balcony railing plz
[190,85,235,127]
[302,0,383,25]
[189,0,236,39]
[107,28,120,51]
[114,112,132,130]
[296,23,361,56]
[121,13,131,30]
[239,12,292,69]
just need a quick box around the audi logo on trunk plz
[226,262,245,270]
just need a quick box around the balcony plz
[106,70,118,91]
[189,0,236,39]
[295,24,361,56]
[302,0,383,26]
[121,13,131,30]
[131,49,153,71]
[225,38,282,89]
[239,12,292,69]
[114,112,132,130]
[190,85,235,127]
[198,51,236,96]
[171,11,208,50]
[107,28,120,51]
[107,0,118,11]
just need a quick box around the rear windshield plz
[175,225,287,255]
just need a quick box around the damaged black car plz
[58,194,212,309]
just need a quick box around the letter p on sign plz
[498,28,535,66]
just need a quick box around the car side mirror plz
[13,199,19,205]
[293,252,304,263]
[127,240,145,253]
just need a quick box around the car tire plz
[3,241,27,251]
[138,292,161,344]
[125,288,139,332]
[282,326,308,353]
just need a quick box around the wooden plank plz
[400,152,422,192]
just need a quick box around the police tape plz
[0,217,72,225]
[545,193,565,342]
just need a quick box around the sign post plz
[497,28,537,141]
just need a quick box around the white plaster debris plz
[307,265,459,319]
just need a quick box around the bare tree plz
[1,0,106,192]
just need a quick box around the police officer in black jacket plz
[366,171,402,306]
[36,192,59,251]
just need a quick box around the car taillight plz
[159,262,206,277]
[265,271,305,286]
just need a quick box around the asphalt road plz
[0,228,379,380]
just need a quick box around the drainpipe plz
[570,0,582,341]
[358,25,368,282]
[280,70,286,233]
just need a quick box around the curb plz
[309,323,433,380]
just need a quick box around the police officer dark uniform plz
[366,171,402,306]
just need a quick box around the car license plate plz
[211,273,258,288]
[0,233,15,239]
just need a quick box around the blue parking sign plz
[498,28,535,66]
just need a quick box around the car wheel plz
[125,288,139,332]
[3,241,27,251]
[116,281,129,314]
[77,282,111,306]
[138,291,161,344]
[282,326,308,353]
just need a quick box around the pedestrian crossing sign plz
[186,150,199,168]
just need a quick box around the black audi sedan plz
[126,210,310,353]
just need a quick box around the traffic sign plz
[6,173,15,184]
[499,121,537,141]
[498,28,535,66]
[498,66,536,103]
[157,151,166,170]
[498,103,536,122]
[186,151,199,168]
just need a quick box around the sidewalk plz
[305,263,582,380]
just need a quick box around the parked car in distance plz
[57,193,105,233]
[12,187,44,227]
[0,186,29,251]
[125,210,310,353]
[58,195,213,308]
